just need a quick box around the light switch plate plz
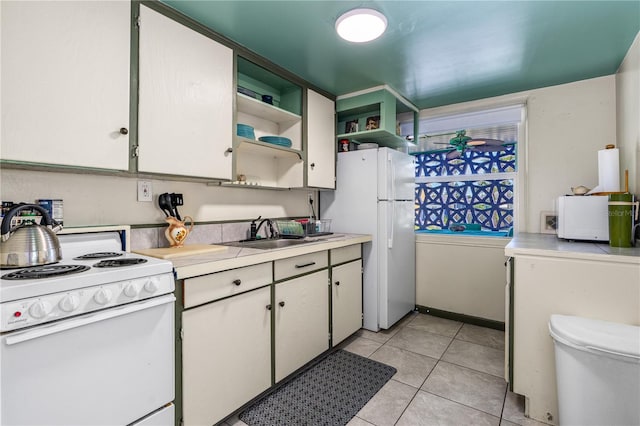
[137,180,152,202]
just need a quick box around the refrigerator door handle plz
[388,201,395,249]
[389,153,397,201]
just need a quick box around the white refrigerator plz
[320,147,415,331]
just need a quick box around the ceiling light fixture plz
[335,8,387,43]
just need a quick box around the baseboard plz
[415,305,505,331]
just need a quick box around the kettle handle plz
[1,204,60,239]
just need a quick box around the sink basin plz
[223,238,313,250]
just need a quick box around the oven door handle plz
[5,294,175,346]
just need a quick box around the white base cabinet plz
[182,286,271,426]
[1,1,131,170]
[330,245,363,346]
[179,243,364,425]
[331,259,363,346]
[506,234,640,426]
[275,269,329,382]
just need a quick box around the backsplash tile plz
[188,223,223,245]
[130,227,160,251]
[222,222,250,242]
[131,220,269,249]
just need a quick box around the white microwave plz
[556,195,609,241]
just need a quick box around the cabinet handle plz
[119,127,128,135]
[226,147,233,153]
[278,301,285,307]
[232,279,241,286]
[310,163,316,168]
[266,304,272,310]
[335,281,340,286]
[295,261,316,269]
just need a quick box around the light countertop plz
[505,233,640,264]
[169,234,372,279]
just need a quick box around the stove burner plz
[1,265,91,280]
[93,258,148,268]
[74,252,124,260]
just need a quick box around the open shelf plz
[236,94,301,126]
[336,85,419,150]
[236,137,302,160]
[212,182,292,190]
[336,129,412,149]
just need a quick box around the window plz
[408,106,523,236]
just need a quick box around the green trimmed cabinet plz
[138,5,234,179]
[330,245,363,346]
[1,1,131,170]
[274,251,330,382]
[306,89,336,189]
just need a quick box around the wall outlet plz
[137,180,152,202]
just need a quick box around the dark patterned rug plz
[239,349,396,426]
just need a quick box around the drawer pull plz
[278,301,285,307]
[335,281,340,286]
[232,279,241,286]
[295,261,316,269]
[266,304,272,310]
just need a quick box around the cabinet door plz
[182,287,271,426]
[331,259,363,346]
[138,6,233,179]
[1,1,130,170]
[275,270,329,382]
[306,90,336,189]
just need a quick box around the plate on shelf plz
[237,123,255,139]
[258,136,292,148]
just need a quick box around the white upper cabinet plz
[138,6,233,180]
[306,90,336,189]
[1,1,131,170]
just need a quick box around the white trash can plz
[549,315,640,426]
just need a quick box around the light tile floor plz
[225,312,550,426]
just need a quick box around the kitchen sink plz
[223,238,315,250]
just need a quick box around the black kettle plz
[0,204,63,268]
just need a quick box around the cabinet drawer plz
[184,263,272,308]
[331,244,361,265]
[274,251,328,281]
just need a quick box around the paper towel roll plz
[589,148,620,193]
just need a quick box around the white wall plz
[419,75,618,233]
[416,234,509,322]
[617,32,640,194]
[0,169,311,226]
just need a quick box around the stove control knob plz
[143,277,159,293]
[29,300,53,319]
[59,294,80,312]
[123,282,139,298]
[94,288,113,305]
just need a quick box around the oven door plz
[1,294,175,426]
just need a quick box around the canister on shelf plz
[37,199,63,226]
[339,139,350,152]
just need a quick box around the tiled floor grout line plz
[387,322,461,426]
[354,318,512,426]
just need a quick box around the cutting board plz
[133,244,228,259]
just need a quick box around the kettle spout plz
[50,221,63,233]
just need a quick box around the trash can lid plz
[549,315,640,361]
